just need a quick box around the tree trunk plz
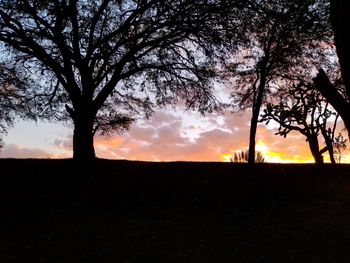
[315,0,350,142]
[248,70,268,165]
[72,113,96,160]
[328,147,336,164]
[248,107,259,164]
[331,0,350,99]
[320,128,336,164]
[308,135,324,164]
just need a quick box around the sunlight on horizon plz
[221,140,323,163]
[256,141,312,163]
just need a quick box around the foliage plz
[231,149,265,163]
[0,0,241,159]
[0,62,37,153]
[333,132,348,163]
[0,0,239,122]
[0,63,36,134]
[230,0,332,110]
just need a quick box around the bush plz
[231,150,265,163]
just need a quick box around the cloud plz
[128,126,157,142]
[54,137,73,150]
[0,144,51,158]
[91,109,317,162]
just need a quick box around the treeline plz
[0,0,348,163]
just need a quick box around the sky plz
[1,106,349,163]
[0,2,346,164]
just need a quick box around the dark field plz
[1,159,350,262]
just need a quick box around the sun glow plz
[256,141,304,163]
[256,141,269,156]
[221,154,233,162]
[222,140,313,163]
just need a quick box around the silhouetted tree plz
[261,79,339,164]
[313,0,350,139]
[330,0,350,96]
[0,0,239,160]
[333,132,348,163]
[229,0,331,164]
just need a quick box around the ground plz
[1,159,350,262]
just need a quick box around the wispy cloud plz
[92,109,320,162]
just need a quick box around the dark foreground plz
[1,159,350,262]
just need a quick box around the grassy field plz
[1,159,350,262]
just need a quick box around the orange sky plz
[1,108,349,163]
[92,109,350,163]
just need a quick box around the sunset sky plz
[0,1,344,164]
[1,106,349,163]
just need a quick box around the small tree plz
[229,0,331,164]
[333,132,348,163]
[261,79,339,164]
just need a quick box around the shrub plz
[231,150,265,163]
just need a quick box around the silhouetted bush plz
[231,150,265,163]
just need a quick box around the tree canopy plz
[0,0,240,159]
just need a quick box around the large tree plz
[229,0,331,164]
[0,0,238,159]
